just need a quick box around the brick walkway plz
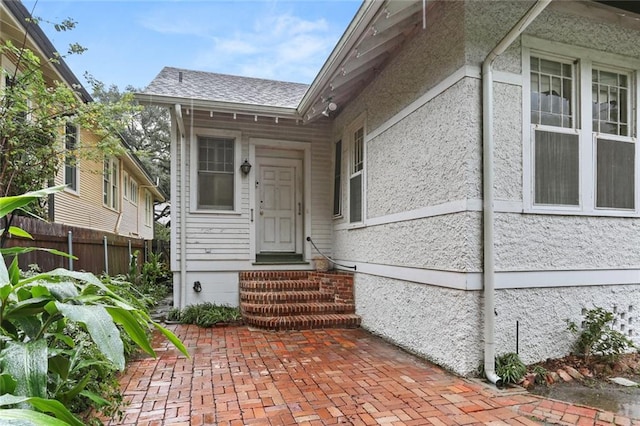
[102,325,640,425]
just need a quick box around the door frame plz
[255,158,303,253]
[248,138,312,262]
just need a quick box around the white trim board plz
[333,196,640,231]
[332,261,640,291]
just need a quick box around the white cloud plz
[192,11,338,82]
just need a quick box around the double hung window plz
[64,123,79,192]
[349,127,364,223]
[103,158,119,210]
[197,136,235,210]
[333,140,342,217]
[527,47,637,214]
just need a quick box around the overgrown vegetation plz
[167,303,242,328]
[0,187,189,425]
[127,251,171,305]
[566,307,636,360]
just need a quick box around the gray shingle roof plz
[142,67,309,109]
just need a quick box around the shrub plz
[566,307,636,360]
[495,352,527,384]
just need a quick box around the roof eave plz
[135,93,301,119]
[297,0,385,116]
[2,0,92,103]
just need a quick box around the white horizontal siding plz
[173,110,332,265]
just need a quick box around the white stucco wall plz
[357,274,640,376]
[495,285,640,365]
[496,213,640,271]
[338,0,640,378]
[355,274,483,375]
[334,211,481,272]
[367,79,481,218]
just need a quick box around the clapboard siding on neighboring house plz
[0,0,163,267]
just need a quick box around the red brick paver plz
[101,325,639,425]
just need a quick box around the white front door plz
[257,158,302,253]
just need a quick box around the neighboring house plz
[138,0,640,377]
[0,0,164,241]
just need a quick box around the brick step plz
[240,279,320,292]
[239,271,310,281]
[242,301,356,316]
[242,313,361,331]
[240,290,334,304]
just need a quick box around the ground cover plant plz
[167,303,242,328]
[0,187,189,425]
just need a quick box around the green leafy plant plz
[495,352,527,385]
[172,303,242,328]
[127,251,170,305]
[566,307,636,360]
[0,187,189,425]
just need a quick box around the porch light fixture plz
[240,159,252,175]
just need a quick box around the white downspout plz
[482,0,550,386]
[174,104,187,309]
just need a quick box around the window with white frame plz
[64,123,79,192]
[349,126,364,223]
[144,191,153,226]
[123,172,129,200]
[103,158,119,210]
[333,140,342,218]
[130,179,138,205]
[197,136,235,210]
[527,48,637,214]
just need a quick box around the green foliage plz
[127,251,170,305]
[566,307,636,360]
[0,40,137,202]
[495,352,527,385]
[0,188,189,425]
[171,303,242,328]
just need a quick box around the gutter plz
[135,94,300,119]
[482,0,550,387]
[174,104,187,309]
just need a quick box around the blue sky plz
[22,0,362,91]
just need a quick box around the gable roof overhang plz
[1,0,92,103]
[298,0,425,122]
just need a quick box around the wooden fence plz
[3,216,150,276]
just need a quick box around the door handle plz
[250,208,254,222]
[298,202,302,215]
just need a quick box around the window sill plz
[347,222,366,230]
[63,187,80,197]
[523,207,640,218]
[190,208,242,215]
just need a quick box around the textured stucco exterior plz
[495,285,640,364]
[335,0,640,377]
[355,275,483,375]
[495,213,640,271]
[358,276,640,376]
[367,79,481,217]
[334,212,481,273]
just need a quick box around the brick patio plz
[101,325,640,425]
